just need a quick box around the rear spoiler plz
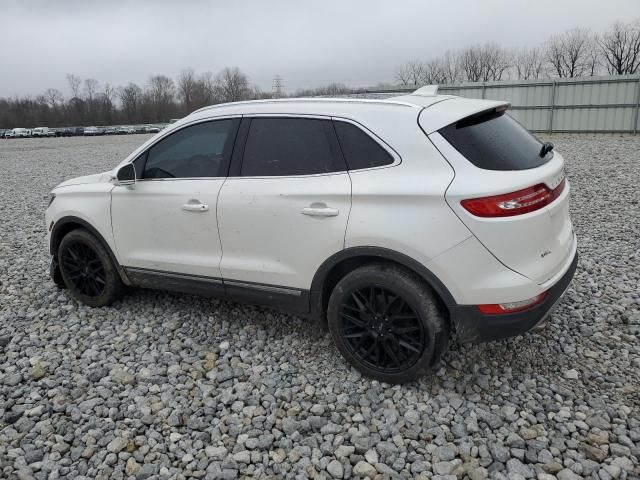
[419,98,511,134]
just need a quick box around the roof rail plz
[190,97,418,115]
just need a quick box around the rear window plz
[439,110,552,171]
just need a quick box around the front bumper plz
[450,251,578,343]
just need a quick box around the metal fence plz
[363,75,640,134]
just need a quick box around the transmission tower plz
[272,75,284,98]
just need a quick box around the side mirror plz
[115,163,136,187]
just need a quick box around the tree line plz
[395,20,640,86]
[0,67,267,129]
[1,19,639,129]
[0,65,369,129]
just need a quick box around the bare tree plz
[585,39,601,76]
[147,75,175,121]
[192,71,217,107]
[514,47,545,80]
[422,59,448,84]
[395,60,426,86]
[84,78,99,101]
[44,88,63,109]
[215,67,251,102]
[460,44,512,82]
[66,74,82,98]
[99,84,117,124]
[460,46,485,82]
[119,83,143,123]
[177,68,197,111]
[441,51,462,84]
[599,21,640,74]
[482,43,512,81]
[545,28,595,78]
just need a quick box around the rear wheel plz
[327,263,448,384]
[58,229,123,307]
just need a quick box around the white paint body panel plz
[45,183,116,255]
[218,173,351,288]
[111,180,225,277]
[429,132,575,285]
[344,116,470,265]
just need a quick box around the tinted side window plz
[439,111,552,171]
[142,119,238,179]
[241,118,342,176]
[334,121,394,170]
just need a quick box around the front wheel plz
[58,229,123,307]
[327,263,448,384]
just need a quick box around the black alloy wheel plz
[339,286,426,373]
[58,228,124,307]
[327,263,448,384]
[61,240,107,297]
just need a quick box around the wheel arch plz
[50,216,131,285]
[310,246,456,317]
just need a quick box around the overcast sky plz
[1,0,638,97]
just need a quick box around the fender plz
[49,216,132,285]
[309,246,457,316]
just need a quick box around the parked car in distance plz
[84,126,105,136]
[117,126,135,134]
[32,127,56,137]
[104,127,117,135]
[55,128,75,137]
[145,126,160,133]
[45,88,577,383]
[12,128,30,138]
[4,129,15,138]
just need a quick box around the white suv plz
[45,88,577,383]
[32,127,55,137]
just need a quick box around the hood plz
[54,171,112,189]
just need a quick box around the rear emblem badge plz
[541,250,552,258]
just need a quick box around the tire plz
[58,228,123,307]
[327,263,448,384]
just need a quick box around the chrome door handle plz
[301,206,339,217]
[182,202,209,212]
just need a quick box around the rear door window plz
[333,121,394,170]
[439,110,552,171]
[240,117,344,176]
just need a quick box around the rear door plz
[217,116,351,307]
[427,108,574,284]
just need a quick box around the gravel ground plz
[0,134,638,480]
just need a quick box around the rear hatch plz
[423,102,574,285]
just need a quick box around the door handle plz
[301,206,339,217]
[182,202,209,212]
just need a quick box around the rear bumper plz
[450,250,578,343]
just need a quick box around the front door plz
[111,118,239,279]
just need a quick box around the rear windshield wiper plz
[539,142,554,157]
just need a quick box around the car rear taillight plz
[477,292,547,314]
[461,179,565,217]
